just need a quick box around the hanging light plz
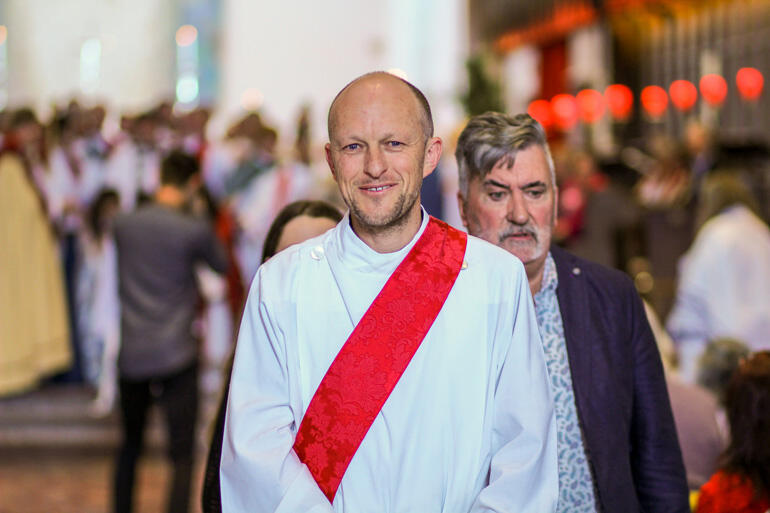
[640,85,668,119]
[551,94,578,131]
[668,80,698,112]
[735,67,764,101]
[576,89,605,123]
[604,84,633,121]
[699,74,728,107]
[527,99,553,129]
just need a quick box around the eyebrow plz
[483,179,547,190]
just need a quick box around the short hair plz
[696,170,761,229]
[261,200,343,263]
[455,112,555,197]
[721,350,770,498]
[160,150,199,187]
[327,71,434,142]
[696,337,751,405]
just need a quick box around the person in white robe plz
[667,171,770,382]
[220,72,557,513]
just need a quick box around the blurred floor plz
[0,382,220,513]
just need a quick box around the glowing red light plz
[640,85,668,118]
[668,80,697,112]
[576,89,605,123]
[551,94,578,131]
[736,67,764,101]
[604,84,633,120]
[527,99,553,129]
[699,74,728,106]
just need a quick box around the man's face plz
[459,144,557,278]
[325,76,440,235]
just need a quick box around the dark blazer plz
[551,244,689,513]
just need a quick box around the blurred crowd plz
[0,100,341,408]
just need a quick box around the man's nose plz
[364,146,387,178]
[506,193,529,225]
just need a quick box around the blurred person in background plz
[0,109,72,396]
[221,72,557,512]
[456,111,689,513]
[667,171,770,382]
[77,188,121,415]
[112,151,228,513]
[696,351,770,513]
[106,112,161,211]
[201,198,343,513]
[634,138,695,320]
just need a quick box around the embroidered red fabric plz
[292,216,467,503]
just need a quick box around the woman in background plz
[696,351,770,513]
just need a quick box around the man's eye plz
[387,141,403,148]
[527,189,545,198]
[488,191,506,201]
[343,143,360,151]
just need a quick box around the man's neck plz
[155,186,185,209]
[351,208,423,254]
[526,262,546,298]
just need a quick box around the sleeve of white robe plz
[471,263,558,513]
[220,268,334,513]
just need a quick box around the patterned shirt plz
[533,253,598,512]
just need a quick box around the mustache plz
[499,226,537,243]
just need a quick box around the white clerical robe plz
[221,210,558,513]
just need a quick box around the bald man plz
[220,72,557,512]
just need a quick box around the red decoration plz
[668,80,698,111]
[640,85,668,118]
[736,67,764,101]
[528,99,553,129]
[604,84,633,120]
[551,93,579,130]
[576,89,605,123]
[699,74,728,106]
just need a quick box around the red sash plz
[292,216,467,502]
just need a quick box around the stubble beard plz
[348,185,421,236]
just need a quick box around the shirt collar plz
[333,206,429,274]
[534,251,558,302]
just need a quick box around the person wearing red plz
[697,351,770,513]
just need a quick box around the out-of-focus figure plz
[77,188,121,415]
[105,112,160,211]
[0,109,72,396]
[112,151,228,513]
[696,351,770,513]
[667,172,770,382]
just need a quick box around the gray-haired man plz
[455,112,689,513]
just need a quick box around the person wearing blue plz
[455,112,689,513]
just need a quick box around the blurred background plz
[1,1,768,512]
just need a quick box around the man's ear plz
[457,190,469,230]
[325,143,337,181]
[422,136,443,178]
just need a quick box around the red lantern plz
[551,94,578,131]
[640,85,668,118]
[668,80,697,111]
[527,99,553,129]
[576,89,605,123]
[736,67,764,101]
[604,84,633,120]
[699,74,728,106]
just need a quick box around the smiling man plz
[220,73,557,512]
[456,112,689,513]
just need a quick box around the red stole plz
[293,216,467,503]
